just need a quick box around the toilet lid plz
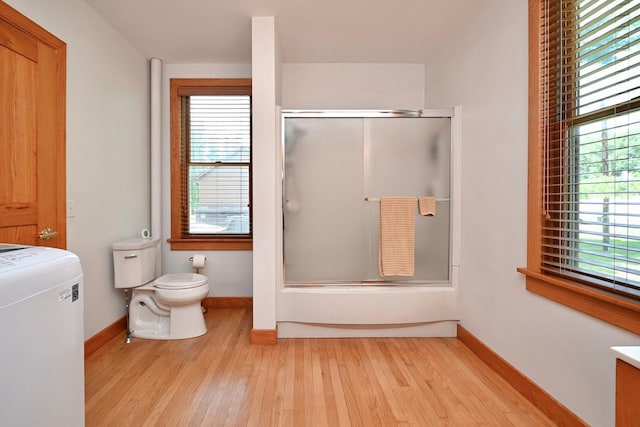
[154,273,208,290]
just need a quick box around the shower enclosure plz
[282,110,453,285]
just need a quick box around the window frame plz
[168,78,252,251]
[519,0,640,335]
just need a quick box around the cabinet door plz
[616,359,640,426]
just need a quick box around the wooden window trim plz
[169,78,252,251]
[520,0,640,335]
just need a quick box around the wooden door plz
[0,3,66,248]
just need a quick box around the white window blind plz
[540,0,640,298]
[182,95,251,236]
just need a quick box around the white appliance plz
[0,244,84,427]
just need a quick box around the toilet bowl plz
[113,238,209,340]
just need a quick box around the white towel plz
[378,197,415,277]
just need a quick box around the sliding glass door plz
[283,111,451,284]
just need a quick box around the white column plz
[251,17,280,332]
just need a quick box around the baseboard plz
[84,316,126,358]
[203,296,253,309]
[251,328,277,345]
[457,324,587,427]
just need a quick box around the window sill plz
[517,268,640,335]
[168,238,252,251]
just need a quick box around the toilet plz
[112,238,209,340]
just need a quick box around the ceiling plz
[84,0,479,64]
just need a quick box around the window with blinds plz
[170,78,252,248]
[540,0,640,298]
[183,94,251,236]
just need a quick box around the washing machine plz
[0,244,84,427]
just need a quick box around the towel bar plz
[364,197,449,202]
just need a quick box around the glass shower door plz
[283,118,367,282]
[283,113,451,284]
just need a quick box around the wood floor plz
[85,308,556,426]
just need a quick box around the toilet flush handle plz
[124,254,138,259]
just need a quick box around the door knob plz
[38,227,59,240]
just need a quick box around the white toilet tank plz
[113,238,160,288]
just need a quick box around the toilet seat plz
[154,273,208,290]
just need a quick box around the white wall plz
[283,63,424,109]
[160,63,253,297]
[425,1,640,426]
[5,0,151,339]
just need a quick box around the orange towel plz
[418,196,436,216]
[378,197,415,277]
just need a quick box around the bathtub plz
[277,267,459,338]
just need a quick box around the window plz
[169,78,252,250]
[521,0,640,334]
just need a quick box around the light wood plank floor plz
[85,308,556,426]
